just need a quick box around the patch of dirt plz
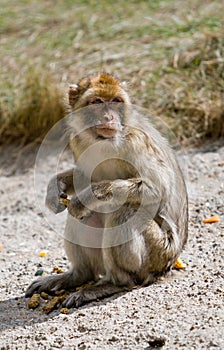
[0,142,223,349]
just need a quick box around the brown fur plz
[26,72,188,308]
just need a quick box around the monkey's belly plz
[64,212,104,249]
[82,212,104,228]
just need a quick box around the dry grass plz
[152,32,224,145]
[0,0,224,146]
[0,70,64,144]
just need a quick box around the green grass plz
[0,0,224,145]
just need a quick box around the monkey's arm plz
[67,178,162,220]
[45,168,83,214]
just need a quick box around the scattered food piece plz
[53,265,64,274]
[40,292,49,300]
[173,257,187,269]
[59,196,70,207]
[35,269,44,276]
[42,296,61,314]
[55,289,65,296]
[60,307,69,314]
[42,294,68,314]
[27,289,70,314]
[28,293,40,309]
[203,215,220,224]
[76,281,94,291]
[39,250,48,257]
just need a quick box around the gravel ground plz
[0,141,223,350]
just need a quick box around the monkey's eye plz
[90,98,104,104]
[111,97,123,103]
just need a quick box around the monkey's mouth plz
[95,124,121,138]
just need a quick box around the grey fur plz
[26,77,188,308]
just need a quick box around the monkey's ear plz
[69,84,78,89]
[69,84,79,107]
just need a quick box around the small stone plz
[108,335,118,342]
[146,336,166,348]
[35,269,44,276]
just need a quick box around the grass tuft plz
[152,32,224,145]
[0,70,64,145]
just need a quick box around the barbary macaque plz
[26,72,188,308]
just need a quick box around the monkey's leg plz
[25,254,99,297]
[102,206,182,288]
[62,283,129,308]
[61,209,153,308]
[26,214,104,298]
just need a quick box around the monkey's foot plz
[62,284,128,308]
[25,271,75,297]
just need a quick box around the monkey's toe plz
[25,272,77,298]
[62,291,84,308]
[25,275,64,297]
[25,279,46,297]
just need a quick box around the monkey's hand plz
[67,193,92,220]
[45,175,67,214]
[67,178,147,219]
[45,169,76,214]
[67,182,112,219]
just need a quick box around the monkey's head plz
[68,72,131,140]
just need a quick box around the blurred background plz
[0,0,224,147]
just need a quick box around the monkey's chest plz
[91,158,135,182]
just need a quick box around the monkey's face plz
[87,97,124,139]
[68,72,130,140]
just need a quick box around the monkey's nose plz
[104,113,114,122]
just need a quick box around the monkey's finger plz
[46,195,67,214]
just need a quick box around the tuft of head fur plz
[68,72,130,109]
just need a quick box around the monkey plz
[25,72,188,308]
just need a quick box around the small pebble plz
[146,336,166,348]
[35,269,44,276]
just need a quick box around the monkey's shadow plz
[0,290,129,332]
[0,270,186,332]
